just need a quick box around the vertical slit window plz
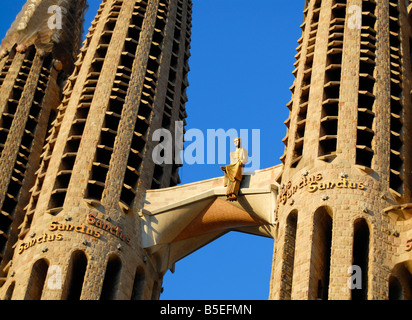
[389,276,403,300]
[355,0,377,169]
[352,219,370,300]
[24,259,49,300]
[62,250,88,300]
[131,266,145,300]
[309,206,333,300]
[281,210,298,300]
[0,48,36,159]
[388,0,404,197]
[100,254,122,300]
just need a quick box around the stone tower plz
[270,0,412,299]
[0,0,87,296]
[0,0,192,300]
[2,0,412,302]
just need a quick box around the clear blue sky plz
[0,0,304,300]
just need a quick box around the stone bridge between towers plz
[140,165,282,274]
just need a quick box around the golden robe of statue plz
[221,138,248,201]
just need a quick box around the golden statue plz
[221,138,248,201]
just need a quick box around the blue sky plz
[0,0,304,300]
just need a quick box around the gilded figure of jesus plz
[220,138,248,201]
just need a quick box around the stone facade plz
[0,0,411,301]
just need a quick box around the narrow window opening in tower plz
[100,254,122,301]
[352,219,370,300]
[312,11,320,24]
[291,0,321,168]
[62,250,88,300]
[389,276,403,300]
[131,267,145,300]
[281,211,298,300]
[356,0,377,172]
[388,0,404,197]
[0,47,35,160]
[309,207,333,300]
[319,0,347,161]
[25,259,49,300]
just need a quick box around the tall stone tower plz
[0,0,192,300]
[270,0,412,300]
[0,0,87,297]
